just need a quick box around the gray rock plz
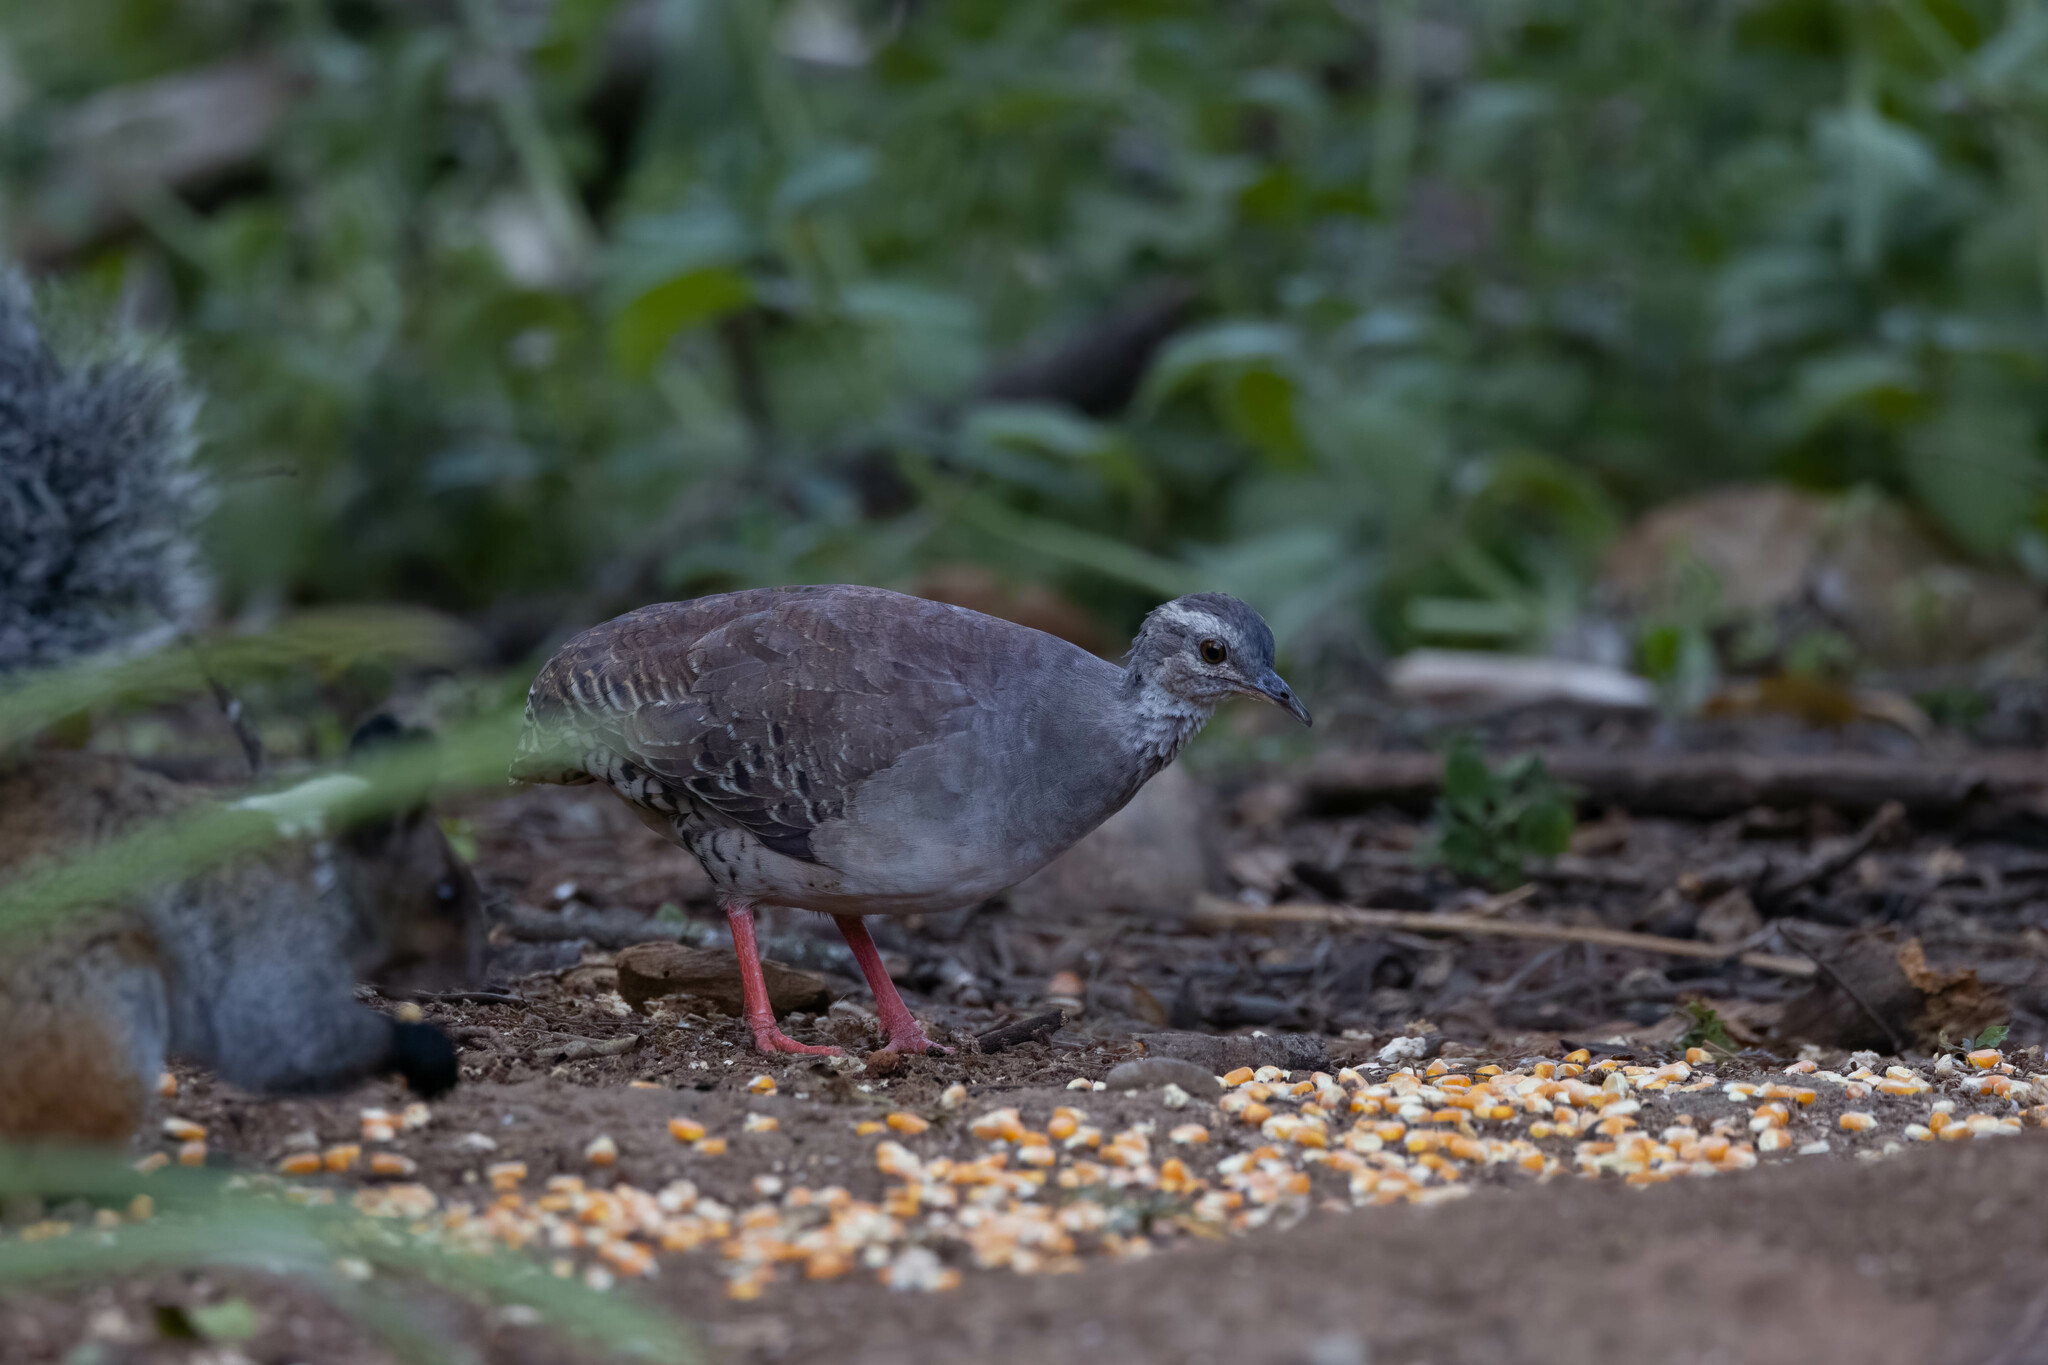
[1103,1056,1220,1093]
[1007,764,1215,921]
[1132,1030,1327,1074]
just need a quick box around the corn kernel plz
[747,1074,778,1095]
[1170,1123,1210,1145]
[585,1135,618,1166]
[669,1117,707,1143]
[1016,1143,1057,1167]
[1967,1048,2002,1071]
[162,1117,205,1142]
[1685,1047,1709,1065]
[1839,1111,1877,1132]
[1565,1049,1591,1065]
[323,1144,361,1172]
[970,1108,1025,1142]
[487,1161,527,1189]
[278,1152,322,1175]
[177,1140,207,1167]
[886,1111,930,1134]
[940,1083,968,1110]
[370,1152,417,1177]
[742,1114,779,1133]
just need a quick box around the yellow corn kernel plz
[1966,1048,2002,1070]
[886,1111,930,1134]
[585,1135,618,1166]
[1170,1123,1209,1145]
[940,1083,968,1110]
[1240,1102,1273,1126]
[177,1140,207,1167]
[1222,1067,1255,1087]
[696,1137,729,1156]
[370,1152,417,1177]
[668,1117,707,1143]
[969,1107,1025,1141]
[278,1151,322,1176]
[855,1120,884,1137]
[1564,1049,1592,1065]
[747,1074,778,1095]
[156,1073,179,1098]
[162,1117,205,1142]
[742,1114,779,1134]
[486,1161,527,1189]
[323,1144,361,1172]
[1838,1111,1877,1132]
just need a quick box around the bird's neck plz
[1120,670,1215,776]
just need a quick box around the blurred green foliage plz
[6,0,2048,654]
[1418,733,1575,888]
[0,1147,696,1363]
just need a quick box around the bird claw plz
[750,1027,843,1057]
[884,1027,951,1056]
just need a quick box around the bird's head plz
[1126,593,1312,726]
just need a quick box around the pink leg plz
[836,916,950,1055]
[724,897,842,1056]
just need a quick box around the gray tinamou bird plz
[513,586,1309,1055]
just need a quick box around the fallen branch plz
[1303,751,2048,821]
[1188,895,1817,977]
[974,1010,1066,1055]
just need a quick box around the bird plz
[512,585,1310,1056]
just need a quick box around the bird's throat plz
[1124,679,1215,774]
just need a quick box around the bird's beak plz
[1250,668,1313,727]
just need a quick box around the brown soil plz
[9,766,2048,1365]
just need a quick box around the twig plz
[1188,895,1817,977]
[1776,923,1908,1055]
[372,986,526,1007]
[974,1010,1066,1055]
[1759,799,1906,903]
[541,1033,641,1062]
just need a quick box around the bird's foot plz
[882,1022,952,1056]
[750,1026,844,1057]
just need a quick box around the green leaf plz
[772,146,877,220]
[608,267,755,376]
[961,403,1119,461]
[1139,321,1302,410]
[189,1299,260,1342]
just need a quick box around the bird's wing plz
[515,587,993,863]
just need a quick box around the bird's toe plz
[751,1027,844,1057]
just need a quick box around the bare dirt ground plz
[8,723,2048,1365]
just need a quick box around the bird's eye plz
[1199,638,1228,665]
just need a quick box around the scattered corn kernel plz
[370,1152,418,1177]
[177,1140,207,1167]
[742,1114,779,1134]
[323,1144,361,1172]
[668,1117,707,1143]
[162,1117,205,1142]
[886,1111,930,1134]
[747,1074,778,1095]
[585,1135,618,1166]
